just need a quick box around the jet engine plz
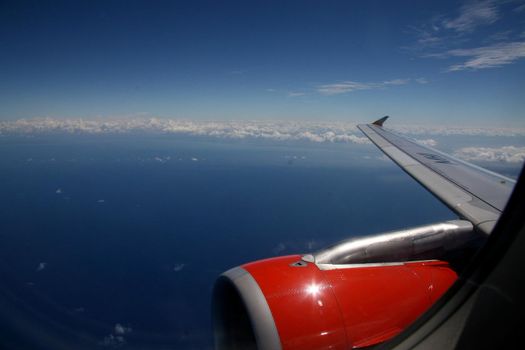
[212,220,477,349]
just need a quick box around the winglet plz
[372,116,389,127]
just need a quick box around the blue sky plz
[0,0,524,125]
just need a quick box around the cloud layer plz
[392,124,525,137]
[454,146,525,163]
[1,118,524,142]
[2,118,524,166]
[0,118,373,144]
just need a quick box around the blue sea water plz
[0,134,518,349]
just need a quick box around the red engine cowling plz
[212,255,456,350]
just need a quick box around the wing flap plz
[358,120,515,235]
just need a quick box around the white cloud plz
[55,188,63,194]
[410,1,525,71]
[391,124,525,137]
[415,138,438,147]
[317,81,374,95]
[36,262,47,272]
[153,155,171,163]
[415,77,429,84]
[2,118,524,143]
[288,91,306,97]
[317,79,410,95]
[383,78,410,86]
[114,323,132,335]
[101,334,125,347]
[445,41,525,71]
[416,29,443,47]
[101,323,132,347]
[443,0,500,33]
[173,263,186,272]
[0,118,375,144]
[454,146,525,163]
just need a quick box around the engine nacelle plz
[212,255,456,350]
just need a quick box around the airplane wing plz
[357,116,515,235]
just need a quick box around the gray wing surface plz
[358,117,515,235]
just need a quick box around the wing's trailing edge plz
[358,118,515,235]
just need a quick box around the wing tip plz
[372,116,389,127]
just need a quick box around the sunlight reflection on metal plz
[306,283,321,296]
